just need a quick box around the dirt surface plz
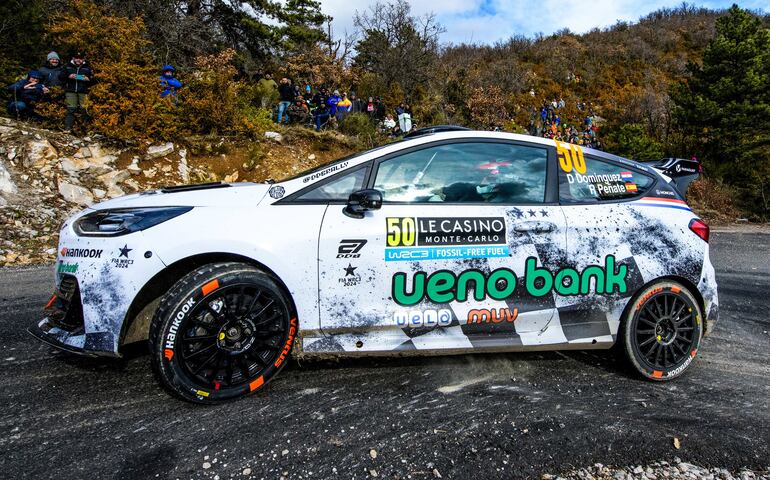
[0,228,768,479]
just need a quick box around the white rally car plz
[30,128,718,403]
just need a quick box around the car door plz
[314,139,570,354]
[555,141,656,344]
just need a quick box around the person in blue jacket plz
[327,90,341,116]
[7,71,49,121]
[159,65,182,100]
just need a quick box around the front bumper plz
[27,321,119,358]
[27,220,168,356]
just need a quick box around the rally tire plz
[149,262,296,404]
[622,280,703,381]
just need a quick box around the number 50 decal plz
[386,217,416,247]
[555,141,586,174]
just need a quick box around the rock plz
[107,185,126,198]
[60,157,91,175]
[146,142,174,159]
[98,170,131,188]
[7,146,17,160]
[0,195,6,207]
[224,171,239,183]
[242,468,251,476]
[58,180,94,206]
[178,148,189,182]
[264,131,283,142]
[127,161,142,175]
[74,147,92,158]
[281,449,289,456]
[143,168,157,179]
[124,179,140,191]
[308,153,316,160]
[161,165,172,173]
[92,188,106,199]
[369,449,377,459]
[202,462,211,469]
[23,139,58,167]
[0,160,17,195]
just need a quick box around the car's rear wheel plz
[150,262,296,404]
[622,280,703,381]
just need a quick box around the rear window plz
[556,143,653,203]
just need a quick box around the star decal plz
[344,264,357,276]
[511,207,524,219]
[118,244,132,258]
[540,209,549,217]
[528,209,537,217]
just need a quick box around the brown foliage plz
[48,0,168,141]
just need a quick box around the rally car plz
[29,128,718,403]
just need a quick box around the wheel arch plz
[118,252,297,351]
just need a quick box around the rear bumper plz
[28,319,120,358]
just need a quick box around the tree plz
[604,123,664,160]
[672,4,770,214]
[352,0,444,100]
[274,0,329,55]
[0,0,58,85]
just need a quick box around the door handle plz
[513,221,556,234]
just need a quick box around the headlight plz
[73,207,193,237]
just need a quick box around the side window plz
[295,166,367,201]
[557,147,654,203]
[373,142,547,203]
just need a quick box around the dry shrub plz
[467,85,509,129]
[180,49,272,138]
[48,0,169,141]
[688,177,743,224]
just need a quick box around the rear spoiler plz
[646,157,701,198]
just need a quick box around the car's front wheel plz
[622,280,703,381]
[150,262,296,403]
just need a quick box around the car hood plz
[91,183,271,210]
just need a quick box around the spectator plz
[159,65,182,100]
[382,114,396,135]
[350,93,363,113]
[59,52,93,132]
[374,97,385,120]
[288,96,310,125]
[312,87,331,131]
[558,97,565,109]
[554,114,561,126]
[6,70,49,121]
[336,92,352,121]
[257,73,277,107]
[366,96,376,118]
[276,77,294,125]
[39,52,63,88]
[396,103,413,133]
[327,89,341,117]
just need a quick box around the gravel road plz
[0,227,768,479]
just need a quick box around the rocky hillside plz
[0,118,356,267]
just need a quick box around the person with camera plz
[59,52,93,132]
[6,70,49,121]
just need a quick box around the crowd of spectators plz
[6,51,94,132]
[256,74,415,135]
[528,97,602,150]
[6,53,601,147]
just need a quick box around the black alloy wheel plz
[151,263,296,403]
[622,280,703,381]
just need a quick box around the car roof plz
[380,131,652,171]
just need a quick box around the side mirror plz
[343,189,382,219]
